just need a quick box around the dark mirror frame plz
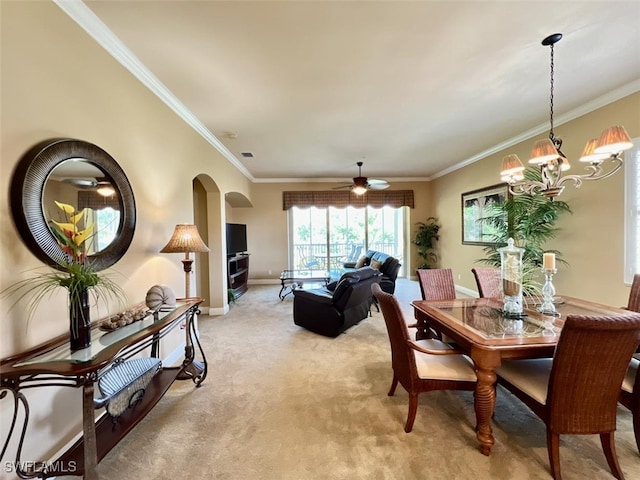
[10,138,136,272]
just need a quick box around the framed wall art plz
[461,183,509,245]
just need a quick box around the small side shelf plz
[228,254,249,298]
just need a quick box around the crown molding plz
[429,79,640,181]
[54,0,255,182]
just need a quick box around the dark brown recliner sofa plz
[293,267,381,337]
[344,250,401,294]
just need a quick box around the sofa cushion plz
[355,256,367,268]
[370,259,382,270]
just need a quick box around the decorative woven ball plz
[145,285,177,311]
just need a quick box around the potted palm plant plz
[477,169,572,297]
[413,217,441,269]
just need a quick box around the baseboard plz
[163,340,187,367]
[456,285,479,298]
[208,305,229,315]
[248,278,280,285]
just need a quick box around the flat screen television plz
[226,223,247,255]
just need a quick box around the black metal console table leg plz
[177,306,207,386]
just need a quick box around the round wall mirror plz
[11,138,136,271]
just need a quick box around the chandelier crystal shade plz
[500,33,633,199]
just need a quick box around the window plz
[290,205,406,277]
[624,137,640,284]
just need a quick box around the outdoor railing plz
[292,242,402,277]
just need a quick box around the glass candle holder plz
[498,238,525,318]
[538,268,560,316]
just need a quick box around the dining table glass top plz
[411,296,629,346]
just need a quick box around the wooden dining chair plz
[620,357,640,454]
[620,273,640,453]
[471,267,501,298]
[496,313,640,480]
[626,273,640,312]
[371,283,476,433]
[415,268,456,340]
[416,268,456,300]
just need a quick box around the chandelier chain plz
[548,42,555,139]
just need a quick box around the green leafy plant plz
[477,168,572,296]
[3,201,124,333]
[413,217,441,269]
[227,288,237,304]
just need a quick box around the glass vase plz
[70,289,92,351]
[498,238,525,318]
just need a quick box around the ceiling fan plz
[335,161,390,195]
[62,177,116,197]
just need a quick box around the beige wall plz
[0,1,251,463]
[432,92,640,306]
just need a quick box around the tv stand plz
[228,254,249,298]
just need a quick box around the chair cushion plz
[622,357,639,393]
[496,358,552,405]
[413,339,477,382]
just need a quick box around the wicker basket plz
[94,357,162,418]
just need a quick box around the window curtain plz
[283,190,414,210]
[78,190,121,210]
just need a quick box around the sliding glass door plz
[290,205,405,277]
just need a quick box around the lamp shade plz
[594,125,633,155]
[160,224,210,254]
[501,154,525,176]
[529,138,560,165]
[579,138,610,163]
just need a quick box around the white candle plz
[543,252,556,270]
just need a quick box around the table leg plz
[82,382,98,480]
[471,349,501,456]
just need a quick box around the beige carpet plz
[90,280,639,480]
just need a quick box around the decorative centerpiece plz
[498,238,525,318]
[3,201,124,351]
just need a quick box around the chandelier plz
[500,33,634,199]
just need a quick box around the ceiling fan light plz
[96,185,116,197]
[529,138,560,164]
[579,138,610,163]
[352,185,367,195]
[594,125,633,155]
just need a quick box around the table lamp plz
[160,224,210,298]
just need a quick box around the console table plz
[0,297,206,480]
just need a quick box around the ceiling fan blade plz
[332,184,353,190]
[367,179,390,190]
[62,178,98,189]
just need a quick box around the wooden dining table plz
[411,295,631,456]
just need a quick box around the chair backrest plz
[627,273,640,312]
[372,283,418,388]
[471,267,501,298]
[347,244,363,263]
[416,268,456,300]
[547,313,640,433]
